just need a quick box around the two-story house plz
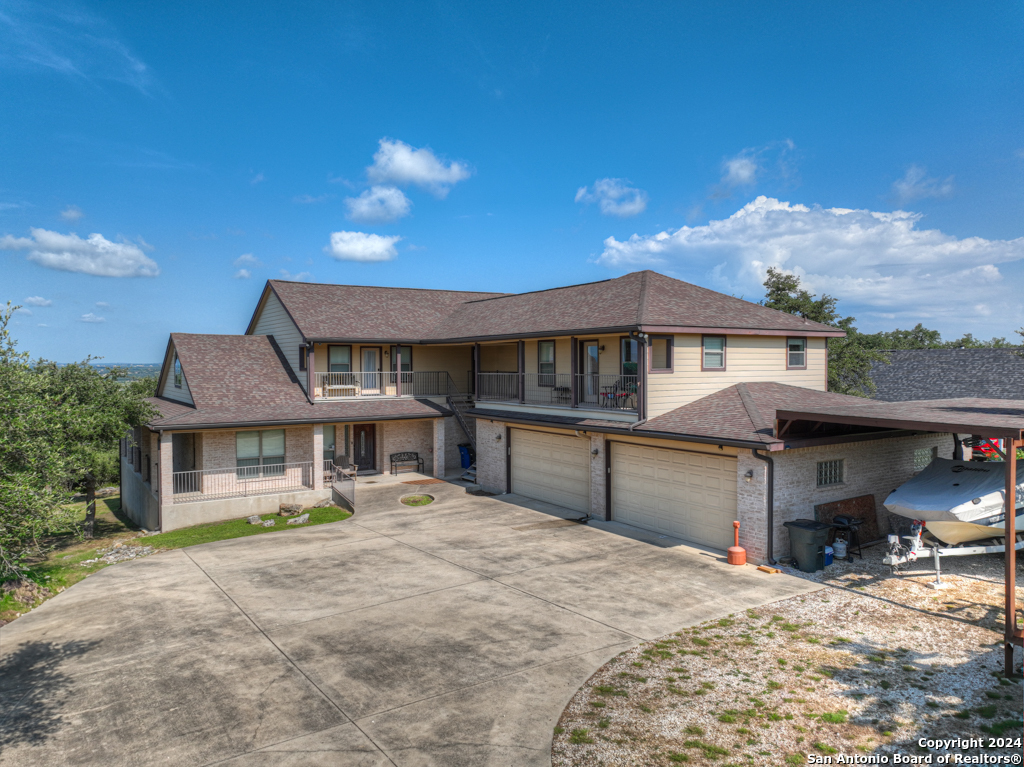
[122,270,956,563]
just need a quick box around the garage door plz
[611,443,737,550]
[510,429,591,513]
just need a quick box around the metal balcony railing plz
[171,461,315,504]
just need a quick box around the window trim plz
[236,428,286,479]
[298,345,308,372]
[786,337,807,370]
[389,345,414,373]
[173,353,183,388]
[816,458,844,488]
[701,335,727,371]
[537,339,556,387]
[648,335,674,374]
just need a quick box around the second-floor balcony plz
[477,372,638,412]
[313,371,453,400]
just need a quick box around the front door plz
[353,424,375,471]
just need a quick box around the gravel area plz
[79,542,156,565]
[553,543,1023,766]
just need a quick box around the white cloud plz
[95,301,109,308]
[24,296,52,306]
[79,313,105,323]
[597,196,1024,332]
[324,231,401,262]
[234,268,251,279]
[233,253,261,267]
[714,141,796,198]
[250,172,265,185]
[892,165,954,203]
[575,178,648,217]
[345,186,412,223]
[279,269,312,281]
[14,307,32,316]
[0,228,159,277]
[60,205,84,221]
[367,139,471,198]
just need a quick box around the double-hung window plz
[787,338,807,369]
[390,345,413,384]
[702,336,726,370]
[621,338,638,378]
[538,341,555,386]
[328,345,351,372]
[236,429,286,478]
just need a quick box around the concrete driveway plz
[0,481,818,766]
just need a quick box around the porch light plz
[744,469,754,482]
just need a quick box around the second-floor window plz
[787,338,807,369]
[621,338,638,377]
[173,353,183,387]
[390,345,413,373]
[298,346,308,371]
[237,429,285,478]
[650,336,673,373]
[328,345,351,372]
[538,341,555,386]
[702,336,726,370]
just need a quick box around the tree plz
[0,304,156,577]
[859,323,943,350]
[762,268,888,397]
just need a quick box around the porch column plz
[307,344,315,400]
[396,347,402,397]
[158,431,172,521]
[570,336,578,408]
[473,343,480,397]
[312,423,324,490]
[517,340,525,404]
[637,337,647,420]
[433,418,445,478]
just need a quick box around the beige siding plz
[646,334,827,418]
[251,291,305,386]
[480,343,517,372]
[160,344,193,404]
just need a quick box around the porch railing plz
[313,370,453,399]
[171,461,315,504]
[474,371,638,412]
[332,462,356,507]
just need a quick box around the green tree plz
[859,323,943,350]
[761,268,888,397]
[0,304,156,577]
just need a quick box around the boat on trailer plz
[884,457,1023,545]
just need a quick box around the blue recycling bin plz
[458,444,472,469]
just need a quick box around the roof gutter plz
[149,408,451,432]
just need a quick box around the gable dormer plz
[157,338,193,405]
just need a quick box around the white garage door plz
[510,429,591,513]
[611,443,737,550]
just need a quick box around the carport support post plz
[1005,437,1019,677]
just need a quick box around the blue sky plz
[2,1,1022,362]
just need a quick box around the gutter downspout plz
[752,449,776,565]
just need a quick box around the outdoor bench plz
[390,451,424,474]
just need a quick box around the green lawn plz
[0,496,351,625]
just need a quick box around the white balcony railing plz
[171,461,315,504]
[313,371,451,399]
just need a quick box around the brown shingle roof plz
[261,281,507,341]
[263,270,841,342]
[149,333,448,430]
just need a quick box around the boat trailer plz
[884,523,1024,590]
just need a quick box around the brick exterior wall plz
[445,415,473,476]
[378,418,436,474]
[590,432,607,518]
[199,425,314,471]
[736,450,769,563]
[769,433,953,560]
[432,419,445,478]
[476,419,507,493]
[158,430,172,510]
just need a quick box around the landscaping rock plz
[80,544,156,566]
[278,503,303,516]
[246,515,262,525]
[261,520,275,527]
[286,513,309,525]
[1,579,53,605]
[312,498,335,508]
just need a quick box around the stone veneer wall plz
[763,433,953,561]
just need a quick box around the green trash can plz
[783,519,832,573]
